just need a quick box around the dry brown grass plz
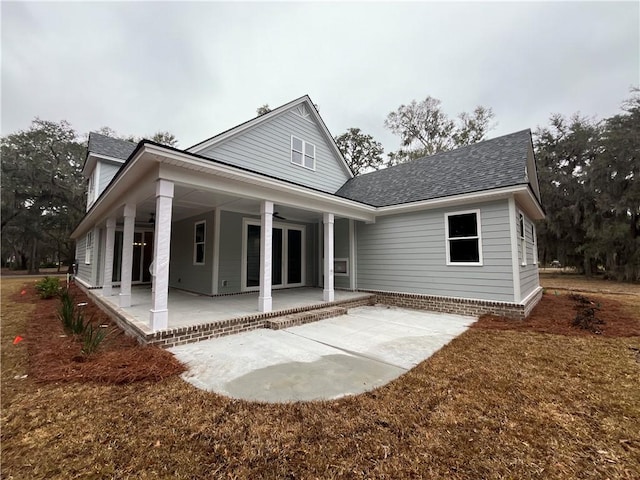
[2,276,640,479]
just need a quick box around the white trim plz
[290,135,316,171]
[508,197,522,302]
[334,258,349,277]
[193,220,206,265]
[520,285,543,307]
[82,152,126,177]
[212,208,221,294]
[241,218,306,292]
[444,209,483,266]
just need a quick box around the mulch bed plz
[14,282,185,384]
[473,291,640,337]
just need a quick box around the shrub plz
[35,277,61,299]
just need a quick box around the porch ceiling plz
[135,184,324,224]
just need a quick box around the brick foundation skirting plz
[364,288,543,320]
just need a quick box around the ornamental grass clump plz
[56,288,109,355]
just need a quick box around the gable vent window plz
[291,136,315,170]
[445,210,483,265]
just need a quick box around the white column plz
[258,201,273,312]
[102,217,116,296]
[150,179,174,331]
[349,219,356,291]
[323,213,335,302]
[119,203,136,308]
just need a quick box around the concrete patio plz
[171,305,476,402]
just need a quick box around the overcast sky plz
[2,1,638,154]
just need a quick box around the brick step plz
[265,306,348,330]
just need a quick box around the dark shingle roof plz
[336,129,532,207]
[88,132,137,161]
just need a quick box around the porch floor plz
[96,286,369,334]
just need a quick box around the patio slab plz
[170,305,475,402]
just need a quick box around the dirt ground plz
[2,275,639,479]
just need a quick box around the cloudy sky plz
[2,1,638,154]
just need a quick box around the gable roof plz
[88,132,137,161]
[336,129,534,207]
[187,95,354,178]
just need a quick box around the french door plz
[112,230,154,283]
[243,221,305,290]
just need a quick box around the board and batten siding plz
[199,108,351,194]
[518,208,540,300]
[169,211,215,295]
[356,200,515,302]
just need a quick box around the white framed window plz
[291,136,315,170]
[194,221,206,265]
[87,175,95,209]
[445,210,483,265]
[334,258,349,276]
[531,224,538,265]
[85,231,93,264]
[519,213,527,266]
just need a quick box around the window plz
[291,136,315,170]
[445,210,482,265]
[194,221,205,265]
[334,258,349,276]
[85,231,93,264]
[519,213,526,266]
[87,175,95,208]
[531,224,538,265]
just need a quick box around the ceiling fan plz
[273,212,287,220]
[147,213,155,225]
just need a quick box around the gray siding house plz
[72,95,544,340]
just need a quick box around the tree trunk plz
[583,256,592,277]
[28,239,39,274]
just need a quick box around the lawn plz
[2,276,639,479]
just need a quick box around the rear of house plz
[72,95,544,342]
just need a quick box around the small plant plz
[81,323,108,355]
[69,310,88,336]
[35,276,61,299]
[58,288,76,331]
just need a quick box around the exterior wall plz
[75,233,92,285]
[217,210,244,294]
[169,211,215,295]
[216,210,319,294]
[517,206,541,300]
[356,200,515,302]
[98,161,121,197]
[334,218,351,289]
[199,108,351,194]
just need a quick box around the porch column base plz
[150,308,168,331]
[258,296,272,313]
[102,285,112,297]
[323,289,334,302]
[119,293,131,308]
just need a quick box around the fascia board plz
[375,185,529,216]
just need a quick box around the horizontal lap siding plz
[169,211,215,294]
[334,218,351,289]
[200,109,350,193]
[357,200,515,302]
[217,211,243,294]
[75,234,92,285]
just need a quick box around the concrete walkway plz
[170,305,475,403]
